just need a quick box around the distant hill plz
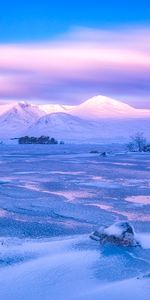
[39,95,150,120]
[0,96,150,142]
[0,102,44,138]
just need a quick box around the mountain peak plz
[67,95,136,120]
[79,95,134,110]
[0,95,150,140]
[17,101,30,108]
[0,101,45,138]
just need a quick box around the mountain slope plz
[0,102,45,138]
[27,112,98,141]
[27,112,150,142]
[0,102,16,116]
[66,95,150,120]
[0,95,150,141]
[38,104,68,114]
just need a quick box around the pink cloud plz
[0,27,150,105]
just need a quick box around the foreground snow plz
[0,234,150,300]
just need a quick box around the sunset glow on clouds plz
[0,27,150,107]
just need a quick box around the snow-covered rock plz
[90,222,140,247]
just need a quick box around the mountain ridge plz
[26,111,150,142]
[0,95,150,119]
[0,95,149,141]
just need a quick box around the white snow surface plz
[104,223,124,237]
[0,102,45,138]
[0,95,150,141]
[39,95,150,120]
[0,236,149,300]
[27,113,150,142]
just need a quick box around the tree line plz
[18,136,64,144]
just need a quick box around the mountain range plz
[0,95,150,142]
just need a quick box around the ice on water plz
[0,144,150,299]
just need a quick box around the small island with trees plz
[18,136,64,144]
[127,132,150,152]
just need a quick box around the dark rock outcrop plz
[90,222,140,247]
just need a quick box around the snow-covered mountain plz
[27,112,150,142]
[0,95,150,141]
[38,95,150,120]
[65,95,150,120]
[27,112,98,141]
[38,104,67,114]
[0,102,44,138]
[0,102,17,116]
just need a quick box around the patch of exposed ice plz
[20,183,93,202]
[85,203,150,222]
[112,162,136,166]
[126,196,150,205]
[49,190,93,202]
[49,171,85,175]
[85,203,112,211]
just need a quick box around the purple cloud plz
[0,27,150,107]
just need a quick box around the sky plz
[0,0,150,108]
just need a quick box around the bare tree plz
[127,132,147,152]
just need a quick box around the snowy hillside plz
[28,112,150,142]
[66,95,150,120]
[38,103,68,114]
[0,102,16,116]
[0,102,44,138]
[27,112,98,141]
[0,95,150,141]
[38,95,150,120]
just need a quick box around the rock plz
[100,152,107,157]
[90,221,140,247]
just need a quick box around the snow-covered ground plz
[0,144,150,299]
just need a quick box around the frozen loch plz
[0,144,150,300]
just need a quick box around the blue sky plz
[0,0,150,42]
[0,0,150,107]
